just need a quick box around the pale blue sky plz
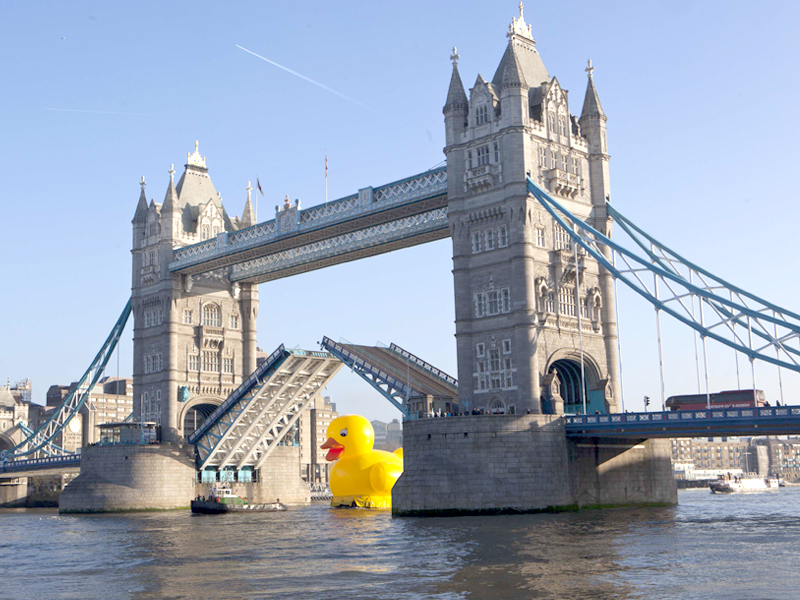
[2,1,800,421]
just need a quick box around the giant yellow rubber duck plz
[320,414,403,508]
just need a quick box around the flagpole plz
[325,150,328,205]
[255,175,258,221]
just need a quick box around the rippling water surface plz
[1,488,799,599]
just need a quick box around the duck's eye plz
[340,428,348,437]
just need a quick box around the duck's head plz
[320,415,374,461]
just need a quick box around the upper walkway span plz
[169,168,447,284]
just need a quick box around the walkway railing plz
[566,406,800,438]
[1,454,81,474]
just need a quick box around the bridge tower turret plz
[131,142,259,442]
[444,4,621,415]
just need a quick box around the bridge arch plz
[544,350,606,414]
[180,396,223,439]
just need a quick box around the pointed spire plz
[580,59,605,120]
[444,46,468,112]
[507,2,534,42]
[240,182,256,228]
[501,41,528,89]
[162,164,179,212]
[132,175,148,222]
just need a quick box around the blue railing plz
[565,406,800,438]
[1,454,81,473]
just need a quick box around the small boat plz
[709,476,780,494]
[191,487,288,514]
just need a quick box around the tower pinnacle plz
[450,46,460,66]
[508,2,534,41]
[140,175,146,191]
[169,164,175,184]
[585,59,595,80]
[187,140,206,168]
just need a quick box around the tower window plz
[230,314,239,329]
[560,154,567,171]
[487,291,499,315]
[477,146,490,166]
[471,231,481,254]
[502,339,511,354]
[202,350,220,372]
[467,151,473,169]
[548,112,556,132]
[476,343,485,358]
[202,303,221,327]
[476,105,488,125]
[536,227,545,247]
[559,116,567,136]
[223,357,234,374]
[183,309,192,325]
[498,225,508,248]
[485,229,494,251]
[550,151,557,169]
[188,354,199,371]
[493,142,499,162]
[539,147,547,167]
[572,157,580,175]
[501,288,511,313]
[474,293,486,318]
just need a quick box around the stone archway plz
[545,351,605,414]
[179,396,223,439]
[0,432,15,453]
[488,396,507,414]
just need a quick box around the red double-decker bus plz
[665,389,767,411]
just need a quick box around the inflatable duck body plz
[321,415,403,508]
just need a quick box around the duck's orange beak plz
[321,437,345,461]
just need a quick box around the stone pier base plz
[0,477,28,508]
[392,415,677,516]
[59,444,196,513]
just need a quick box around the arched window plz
[202,303,221,327]
[202,225,210,240]
[212,226,219,237]
[476,105,488,125]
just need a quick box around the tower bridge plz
[6,5,800,513]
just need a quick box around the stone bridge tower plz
[131,143,259,441]
[444,5,621,415]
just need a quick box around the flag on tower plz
[256,177,264,196]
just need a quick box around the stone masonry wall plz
[59,444,196,513]
[393,415,677,516]
[393,414,572,515]
[569,438,677,507]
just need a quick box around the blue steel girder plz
[527,177,800,375]
[321,337,410,413]
[2,299,131,461]
[168,167,448,282]
[565,406,800,438]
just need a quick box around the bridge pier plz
[0,477,28,508]
[392,415,676,516]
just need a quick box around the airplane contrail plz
[45,108,174,117]
[235,44,379,114]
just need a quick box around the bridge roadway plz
[565,405,800,438]
[1,454,81,478]
[169,167,448,284]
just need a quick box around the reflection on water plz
[1,489,798,599]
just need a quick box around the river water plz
[1,488,798,600]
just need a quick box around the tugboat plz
[191,486,288,514]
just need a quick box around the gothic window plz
[476,105,488,125]
[230,314,239,329]
[222,357,234,374]
[554,225,571,250]
[471,231,481,254]
[487,291,499,315]
[145,312,151,328]
[572,156,580,175]
[476,361,487,390]
[476,343,485,358]
[548,112,556,132]
[559,116,567,136]
[559,286,577,317]
[485,229,495,251]
[560,154,567,171]
[188,354,199,371]
[489,350,501,389]
[493,142,499,162]
[183,309,192,325]
[202,303,221,327]
[539,147,547,167]
[504,359,514,387]
[202,225,210,240]
[550,151,557,169]
[500,288,511,313]
[477,146,490,166]
[535,226,545,247]
[502,339,511,354]
[498,225,508,248]
[474,293,486,318]
[202,350,220,372]
[212,226,219,237]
